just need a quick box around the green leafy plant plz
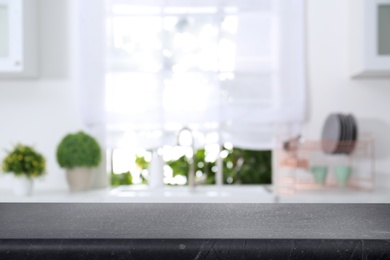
[111,171,133,186]
[223,148,272,184]
[2,144,46,178]
[167,155,189,177]
[135,155,150,170]
[166,147,272,185]
[56,131,101,169]
[166,149,216,185]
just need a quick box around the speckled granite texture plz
[0,203,389,259]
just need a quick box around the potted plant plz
[56,131,101,192]
[2,144,46,196]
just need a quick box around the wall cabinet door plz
[0,0,37,77]
[350,0,390,78]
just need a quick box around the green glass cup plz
[334,166,352,187]
[310,166,328,186]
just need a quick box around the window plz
[104,3,248,130]
[109,145,272,186]
[76,0,306,185]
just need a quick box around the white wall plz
[1,0,390,191]
[0,0,84,190]
[303,0,390,188]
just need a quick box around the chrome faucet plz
[177,127,208,190]
[177,127,196,191]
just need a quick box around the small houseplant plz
[2,144,46,196]
[56,131,101,192]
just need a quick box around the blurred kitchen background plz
[0,0,390,203]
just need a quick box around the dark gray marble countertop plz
[0,203,389,259]
[1,203,389,239]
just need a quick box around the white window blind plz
[76,0,306,150]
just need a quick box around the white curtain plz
[76,0,306,150]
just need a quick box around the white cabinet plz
[350,0,390,78]
[0,0,37,77]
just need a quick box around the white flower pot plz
[66,167,93,192]
[13,176,33,196]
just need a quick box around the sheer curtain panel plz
[76,0,306,150]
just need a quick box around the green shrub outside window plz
[110,146,271,186]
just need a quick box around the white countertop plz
[276,189,390,203]
[0,185,389,203]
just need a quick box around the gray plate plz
[337,114,348,153]
[347,114,358,154]
[342,115,353,154]
[350,114,358,141]
[322,114,342,154]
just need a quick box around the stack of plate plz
[321,113,358,154]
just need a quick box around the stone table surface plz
[0,203,389,259]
